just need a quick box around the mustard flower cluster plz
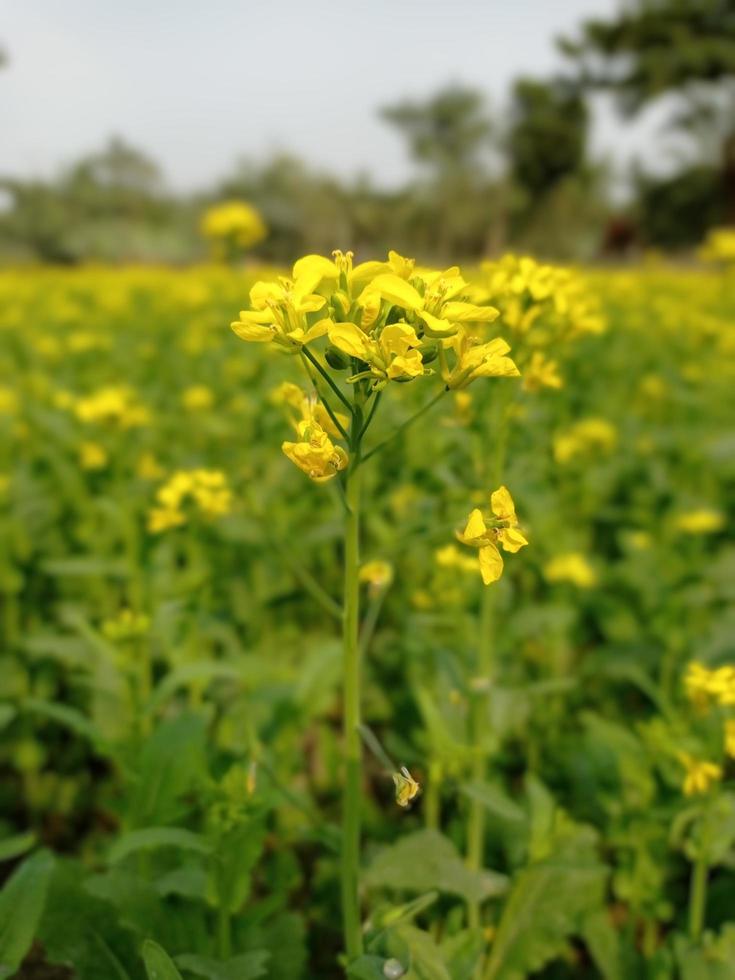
[148,469,232,533]
[676,661,735,797]
[699,227,735,266]
[476,254,605,393]
[231,250,521,484]
[73,385,150,429]
[200,200,267,252]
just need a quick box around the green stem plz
[466,586,496,930]
[217,901,231,959]
[300,352,350,441]
[689,802,712,940]
[302,345,353,413]
[341,461,363,962]
[361,388,446,464]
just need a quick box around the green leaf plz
[365,829,508,904]
[142,940,184,980]
[0,850,54,980]
[38,860,143,980]
[24,698,109,752]
[461,783,527,824]
[387,924,451,980]
[147,662,242,715]
[347,956,387,980]
[175,952,269,980]
[109,828,212,864]
[581,909,622,980]
[130,713,208,826]
[209,821,266,914]
[484,838,608,980]
[0,832,36,863]
[0,705,16,731]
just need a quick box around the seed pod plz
[324,345,351,370]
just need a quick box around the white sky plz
[0,0,676,192]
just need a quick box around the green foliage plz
[0,850,54,979]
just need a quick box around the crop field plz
[1,256,734,980]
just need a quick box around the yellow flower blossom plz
[271,381,349,439]
[392,766,420,808]
[74,386,150,429]
[79,441,108,471]
[684,661,735,709]
[442,331,520,390]
[201,200,266,250]
[544,552,597,588]
[678,752,722,796]
[553,418,617,464]
[231,266,330,350]
[0,386,19,415]
[282,419,348,483]
[522,351,563,393]
[725,720,735,759]
[148,469,232,533]
[359,560,394,592]
[328,321,425,388]
[435,544,478,574]
[182,385,214,411]
[673,509,725,535]
[457,486,528,585]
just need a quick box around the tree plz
[380,84,501,258]
[560,0,735,220]
[508,77,589,203]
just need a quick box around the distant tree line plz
[1,0,733,264]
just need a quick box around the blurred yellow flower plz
[75,385,150,429]
[182,385,214,411]
[359,560,394,592]
[522,351,563,393]
[0,386,19,415]
[435,544,478,574]
[673,509,725,535]
[553,418,617,464]
[78,441,108,471]
[201,200,266,251]
[148,469,232,533]
[725,720,735,759]
[678,752,722,796]
[442,331,520,390]
[544,552,597,588]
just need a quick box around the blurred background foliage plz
[1,0,734,266]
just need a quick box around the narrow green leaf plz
[0,850,54,980]
[141,940,184,980]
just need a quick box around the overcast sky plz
[1,0,674,192]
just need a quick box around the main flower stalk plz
[341,425,364,961]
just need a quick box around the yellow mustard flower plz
[136,452,165,481]
[0,386,19,415]
[79,441,108,471]
[328,321,425,388]
[673,509,725,535]
[102,609,150,641]
[442,330,520,390]
[435,544,478,575]
[553,417,617,464]
[457,485,528,585]
[74,385,150,429]
[725,720,735,759]
[544,552,597,589]
[392,766,420,808]
[678,752,722,796]
[201,200,266,250]
[359,560,394,593]
[522,351,563,393]
[182,385,214,411]
[148,469,232,533]
[271,381,349,439]
[282,419,348,484]
[230,266,330,350]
